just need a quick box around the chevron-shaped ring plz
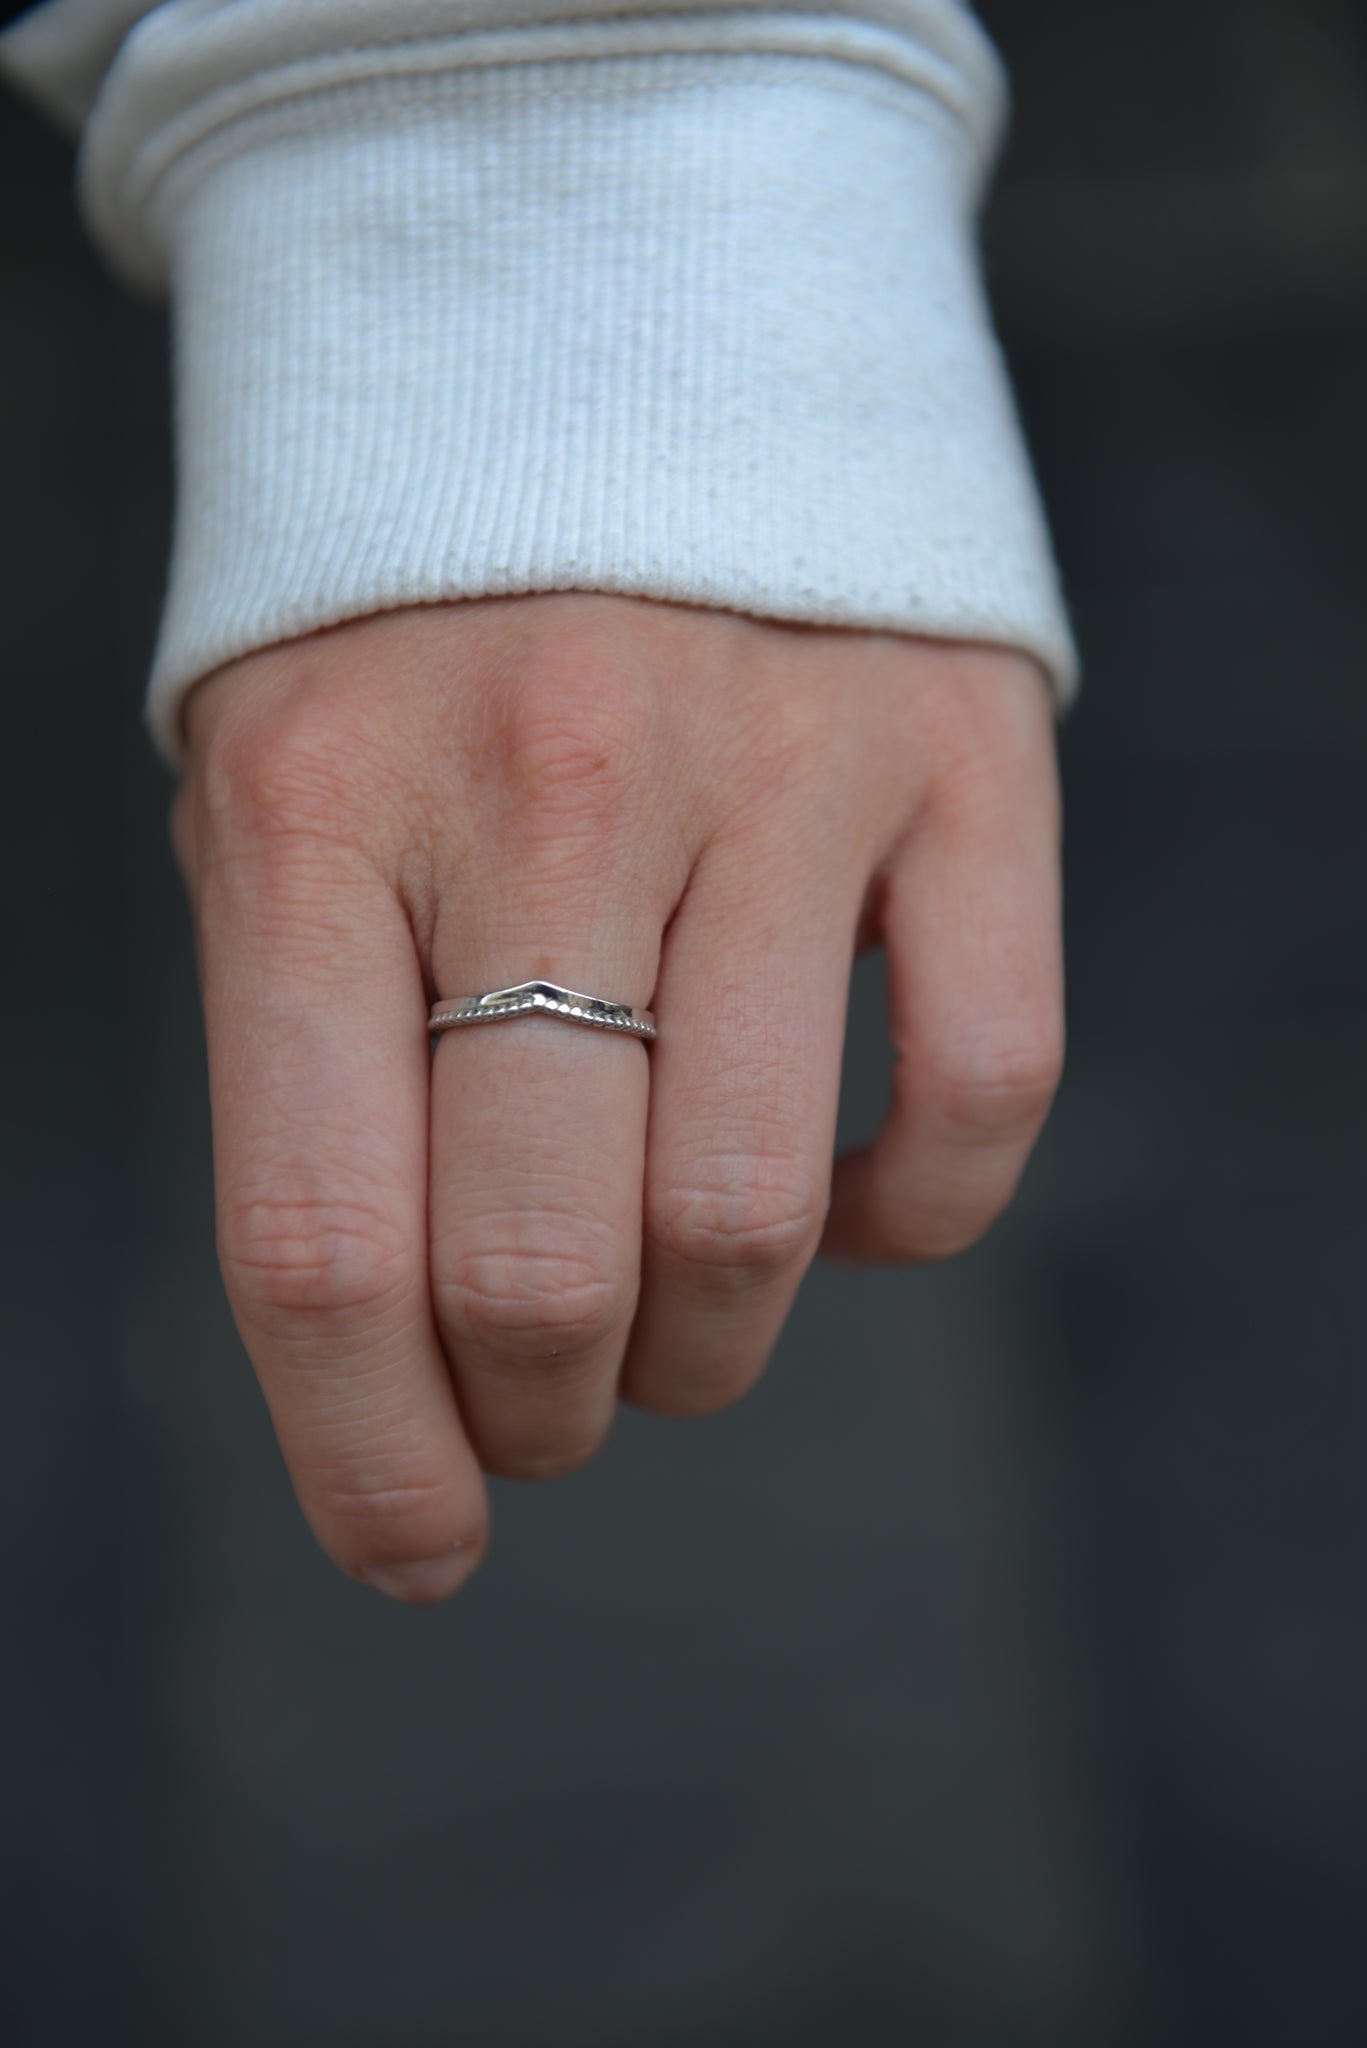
[428,980,656,1042]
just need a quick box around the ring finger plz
[427,876,667,1480]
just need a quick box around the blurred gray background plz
[4,1,1366,2042]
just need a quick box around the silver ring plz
[429,980,657,1042]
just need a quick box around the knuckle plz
[903,1204,1003,1264]
[194,697,371,852]
[433,1236,626,1363]
[627,1365,763,1423]
[221,1193,418,1329]
[492,658,654,837]
[651,1163,826,1283]
[309,1467,460,1560]
[479,1437,607,1485]
[917,648,1058,778]
[864,1187,1004,1261]
[738,689,835,801]
[870,1159,1028,1266]
[920,1026,1065,1143]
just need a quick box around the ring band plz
[429,980,657,1042]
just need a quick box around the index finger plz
[196,836,488,1602]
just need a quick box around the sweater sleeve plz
[0,0,1077,770]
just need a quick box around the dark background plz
[4,1,1365,2042]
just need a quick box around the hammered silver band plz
[429,980,657,1042]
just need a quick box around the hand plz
[169,595,1064,1603]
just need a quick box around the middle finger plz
[621,821,866,1419]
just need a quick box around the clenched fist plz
[169,594,1064,1603]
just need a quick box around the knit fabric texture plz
[1,1,1078,768]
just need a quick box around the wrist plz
[78,4,1078,769]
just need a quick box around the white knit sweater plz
[1,1,1076,768]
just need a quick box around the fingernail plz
[357,1544,480,1606]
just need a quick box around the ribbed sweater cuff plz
[82,22,1078,769]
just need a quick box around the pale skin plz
[169,593,1064,1603]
